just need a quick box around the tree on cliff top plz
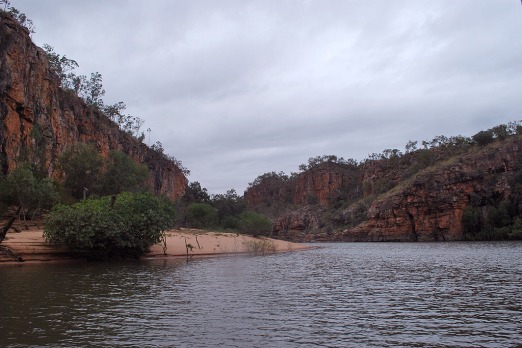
[80,72,105,108]
[1,1,35,34]
[43,44,79,87]
[43,46,147,140]
[151,141,190,176]
[299,155,358,172]
[248,171,290,189]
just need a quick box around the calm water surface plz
[1,242,521,347]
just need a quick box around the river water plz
[1,242,521,347]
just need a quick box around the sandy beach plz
[0,228,310,263]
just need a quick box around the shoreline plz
[0,228,312,264]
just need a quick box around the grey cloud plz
[15,0,522,193]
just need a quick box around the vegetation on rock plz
[2,5,522,246]
[0,1,35,33]
[58,144,149,199]
[245,121,522,242]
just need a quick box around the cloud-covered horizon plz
[15,0,522,193]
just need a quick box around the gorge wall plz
[339,140,520,242]
[244,162,359,207]
[0,13,187,200]
[246,136,522,242]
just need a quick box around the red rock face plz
[246,130,522,242]
[342,140,521,242]
[244,176,289,207]
[245,163,357,207]
[0,13,187,200]
[292,168,348,205]
[272,206,324,242]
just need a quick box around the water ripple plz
[1,242,522,347]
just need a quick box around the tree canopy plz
[59,143,103,199]
[0,163,59,220]
[44,192,176,258]
[101,150,149,195]
[59,144,150,199]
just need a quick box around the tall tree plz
[211,189,246,225]
[100,150,149,195]
[43,44,79,87]
[0,163,59,227]
[59,143,103,199]
[80,72,105,107]
[183,181,210,204]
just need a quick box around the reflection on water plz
[1,242,522,347]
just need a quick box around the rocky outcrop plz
[0,13,187,200]
[248,134,522,242]
[292,164,355,205]
[341,140,520,242]
[244,174,290,207]
[245,162,359,207]
[272,206,324,241]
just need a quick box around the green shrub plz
[44,192,176,258]
[186,202,218,229]
[100,150,149,195]
[0,163,60,219]
[222,215,240,230]
[59,143,103,199]
[472,130,494,146]
[239,211,273,237]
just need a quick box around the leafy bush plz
[44,192,176,258]
[462,200,522,241]
[59,143,103,199]
[222,215,240,230]
[210,189,246,225]
[186,202,218,229]
[100,150,149,195]
[59,145,150,199]
[239,211,273,237]
[472,130,494,146]
[0,163,59,220]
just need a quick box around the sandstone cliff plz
[342,139,520,242]
[245,162,360,207]
[247,134,522,242]
[292,163,358,205]
[0,13,187,200]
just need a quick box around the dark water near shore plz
[1,242,522,347]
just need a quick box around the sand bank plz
[0,228,310,263]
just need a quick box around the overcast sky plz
[15,0,522,194]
